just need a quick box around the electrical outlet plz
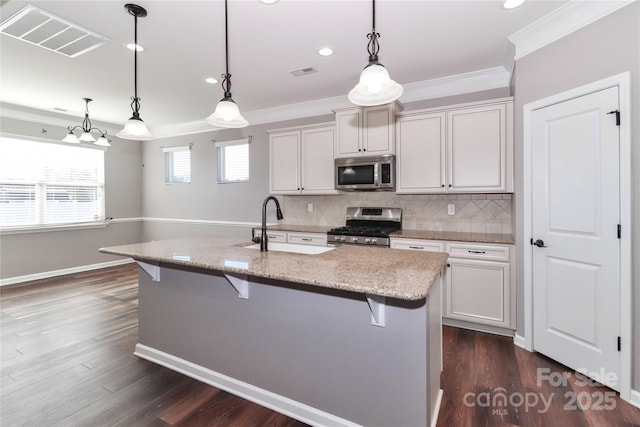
[447,204,455,215]
[307,203,314,213]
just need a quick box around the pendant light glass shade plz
[95,134,111,147]
[62,131,81,143]
[348,0,403,106]
[118,4,154,141]
[79,131,96,143]
[118,117,154,140]
[206,0,248,129]
[348,63,403,106]
[206,98,248,128]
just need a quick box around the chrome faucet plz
[256,196,283,252]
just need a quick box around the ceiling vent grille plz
[0,4,110,58]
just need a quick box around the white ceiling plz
[0,0,569,136]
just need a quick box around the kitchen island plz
[100,237,448,427]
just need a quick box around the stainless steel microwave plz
[335,155,395,191]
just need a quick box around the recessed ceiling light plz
[205,77,218,84]
[503,0,526,9]
[258,0,279,4]
[318,47,334,57]
[126,43,143,51]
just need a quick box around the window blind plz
[215,138,249,183]
[0,135,105,228]
[163,145,191,184]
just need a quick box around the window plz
[216,138,249,183]
[164,145,191,184]
[0,135,105,229]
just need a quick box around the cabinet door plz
[335,109,362,157]
[269,131,300,194]
[445,258,510,328]
[301,127,338,194]
[447,104,507,192]
[363,105,394,155]
[396,113,446,193]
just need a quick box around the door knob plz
[532,239,547,248]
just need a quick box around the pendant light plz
[117,3,154,140]
[206,0,248,128]
[62,98,110,147]
[348,0,403,106]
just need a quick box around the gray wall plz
[0,117,144,279]
[513,2,640,390]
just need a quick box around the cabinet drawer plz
[446,243,510,261]
[253,229,287,243]
[390,238,444,252]
[287,232,328,246]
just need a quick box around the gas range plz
[327,207,402,247]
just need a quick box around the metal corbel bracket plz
[137,261,160,282]
[366,294,386,327]
[224,274,250,299]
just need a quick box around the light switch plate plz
[307,203,314,213]
[447,204,455,215]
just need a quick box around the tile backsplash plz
[282,193,513,235]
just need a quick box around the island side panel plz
[137,266,436,427]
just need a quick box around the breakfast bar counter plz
[100,237,447,427]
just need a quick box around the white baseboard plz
[0,258,134,286]
[430,389,443,427]
[513,333,530,350]
[443,318,514,337]
[134,343,361,427]
[629,389,640,409]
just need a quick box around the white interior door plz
[532,86,620,390]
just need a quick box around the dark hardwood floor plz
[2,263,639,426]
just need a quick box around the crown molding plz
[2,66,510,139]
[152,66,510,139]
[508,0,635,60]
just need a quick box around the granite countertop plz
[391,229,515,244]
[100,237,448,301]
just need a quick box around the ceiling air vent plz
[290,67,317,77]
[0,4,110,58]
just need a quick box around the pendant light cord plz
[221,0,232,99]
[366,0,380,63]
[130,12,141,118]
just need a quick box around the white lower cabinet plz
[390,238,514,331]
[252,229,327,247]
[287,232,328,246]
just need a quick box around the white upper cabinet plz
[334,102,403,158]
[447,103,509,192]
[396,112,446,193]
[396,98,513,194]
[269,123,338,195]
[300,127,336,193]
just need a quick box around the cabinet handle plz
[358,149,362,152]
[441,184,445,188]
[409,246,424,250]
[301,238,313,241]
[448,184,452,188]
[468,250,486,254]
[363,148,366,151]
[267,234,278,239]
[447,263,451,267]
